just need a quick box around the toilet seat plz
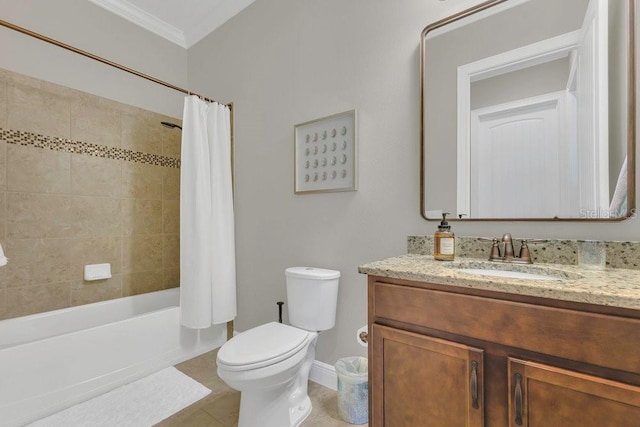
[217,322,311,371]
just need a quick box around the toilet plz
[216,267,340,427]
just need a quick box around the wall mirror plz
[421,0,636,221]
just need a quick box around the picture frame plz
[294,109,357,194]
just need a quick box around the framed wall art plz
[294,110,357,194]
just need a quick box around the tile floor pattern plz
[157,349,367,427]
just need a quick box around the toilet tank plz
[285,267,340,332]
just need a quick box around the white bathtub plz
[0,288,227,426]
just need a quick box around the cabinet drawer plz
[372,281,640,373]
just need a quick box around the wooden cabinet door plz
[508,358,640,427]
[371,324,485,427]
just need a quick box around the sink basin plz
[456,268,562,281]
[448,261,582,281]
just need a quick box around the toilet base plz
[290,395,312,426]
[237,384,312,427]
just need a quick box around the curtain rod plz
[0,19,229,108]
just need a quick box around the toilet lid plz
[217,322,310,370]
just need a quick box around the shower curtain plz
[609,156,628,216]
[180,95,236,328]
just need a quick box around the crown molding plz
[88,0,187,48]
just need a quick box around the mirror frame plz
[420,0,636,221]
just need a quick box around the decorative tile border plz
[0,128,180,168]
[408,235,640,270]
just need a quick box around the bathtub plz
[0,288,227,426]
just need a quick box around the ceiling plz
[88,0,256,49]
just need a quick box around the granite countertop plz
[359,254,640,311]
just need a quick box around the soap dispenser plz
[434,212,455,261]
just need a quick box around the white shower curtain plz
[180,95,236,328]
[609,156,628,216]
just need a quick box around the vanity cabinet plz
[372,324,484,426]
[367,276,640,427]
[508,358,640,426]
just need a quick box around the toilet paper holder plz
[356,325,368,347]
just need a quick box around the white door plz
[469,92,577,218]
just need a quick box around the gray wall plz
[187,0,640,365]
[471,57,570,110]
[0,0,187,118]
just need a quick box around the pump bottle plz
[434,212,455,261]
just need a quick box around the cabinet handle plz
[470,361,479,409]
[514,373,523,426]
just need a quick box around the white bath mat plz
[29,367,211,427]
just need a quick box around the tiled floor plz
[157,349,366,427]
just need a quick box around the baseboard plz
[309,360,337,391]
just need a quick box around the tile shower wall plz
[0,68,182,320]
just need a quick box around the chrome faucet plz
[479,233,546,264]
